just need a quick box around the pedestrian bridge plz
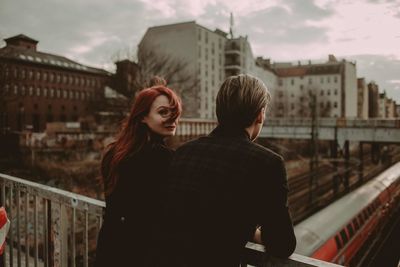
[0,172,342,267]
[177,118,400,144]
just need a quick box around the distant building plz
[0,34,111,132]
[368,82,379,118]
[271,55,358,118]
[378,92,387,118]
[109,59,139,98]
[357,78,369,119]
[385,98,396,118]
[139,21,359,119]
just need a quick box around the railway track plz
[287,148,400,224]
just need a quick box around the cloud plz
[0,0,148,68]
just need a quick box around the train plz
[294,161,400,266]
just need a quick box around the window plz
[29,70,33,79]
[327,89,331,96]
[353,218,360,231]
[368,206,373,215]
[340,229,348,244]
[43,72,47,81]
[320,77,324,83]
[334,89,338,95]
[278,79,283,86]
[358,214,364,225]
[291,79,294,85]
[334,102,338,108]
[300,85,304,90]
[36,71,41,80]
[36,87,41,96]
[56,89,61,98]
[69,90,74,99]
[50,88,54,98]
[347,224,355,238]
[49,73,54,82]
[21,86,26,96]
[43,88,48,97]
[308,77,312,85]
[291,103,295,110]
[320,90,324,96]
[56,74,61,83]
[335,235,343,250]
[13,85,18,95]
[63,75,67,84]
[363,210,368,220]
[327,76,331,83]
[21,69,26,79]
[334,76,338,83]
[29,86,33,96]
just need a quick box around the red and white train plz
[294,161,400,266]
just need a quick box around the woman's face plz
[142,95,179,137]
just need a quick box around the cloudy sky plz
[1,0,399,101]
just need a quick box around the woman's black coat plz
[94,142,173,267]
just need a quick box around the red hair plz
[102,85,182,196]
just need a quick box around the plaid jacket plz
[162,125,296,266]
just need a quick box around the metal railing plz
[0,172,342,267]
[0,173,104,267]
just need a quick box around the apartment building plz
[140,21,359,119]
[0,34,111,132]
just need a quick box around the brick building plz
[0,34,111,132]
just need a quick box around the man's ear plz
[255,108,265,124]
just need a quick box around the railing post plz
[48,202,68,267]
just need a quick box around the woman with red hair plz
[94,82,182,267]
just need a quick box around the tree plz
[110,44,200,117]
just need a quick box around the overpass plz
[177,118,400,144]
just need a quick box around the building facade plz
[357,78,369,119]
[139,21,371,119]
[0,34,111,132]
[368,82,380,118]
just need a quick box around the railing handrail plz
[0,173,105,214]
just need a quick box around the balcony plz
[0,172,343,267]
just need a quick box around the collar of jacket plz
[209,124,251,141]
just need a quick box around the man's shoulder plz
[247,141,284,164]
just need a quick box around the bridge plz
[177,118,400,144]
[0,172,342,267]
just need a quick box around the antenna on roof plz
[229,12,234,39]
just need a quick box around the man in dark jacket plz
[162,74,296,266]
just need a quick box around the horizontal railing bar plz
[0,174,105,214]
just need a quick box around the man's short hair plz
[216,74,270,128]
